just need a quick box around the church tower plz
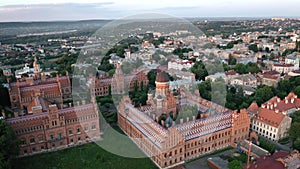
[155,71,169,98]
[33,56,41,78]
[111,63,125,95]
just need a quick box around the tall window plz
[58,133,63,139]
[38,136,43,141]
[30,137,35,144]
[21,139,26,145]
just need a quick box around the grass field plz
[13,142,158,169]
[13,126,158,169]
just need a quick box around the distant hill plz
[0,20,111,38]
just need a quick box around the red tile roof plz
[248,102,259,113]
[255,108,285,127]
[263,92,300,113]
[245,151,294,169]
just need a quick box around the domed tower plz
[155,71,169,98]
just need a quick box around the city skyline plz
[0,0,300,22]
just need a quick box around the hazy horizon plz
[0,0,300,22]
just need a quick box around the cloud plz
[0,2,120,22]
[0,1,299,22]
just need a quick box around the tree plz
[289,122,300,145]
[254,86,275,105]
[228,54,237,65]
[248,44,258,52]
[293,86,300,98]
[108,69,116,77]
[235,63,247,74]
[190,61,208,80]
[293,138,300,151]
[0,120,19,169]
[147,71,156,87]
[228,159,242,169]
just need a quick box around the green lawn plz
[13,142,158,169]
[13,125,158,169]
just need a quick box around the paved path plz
[185,149,236,169]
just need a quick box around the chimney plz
[277,98,280,102]
[192,116,195,120]
[267,104,270,109]
[186,117,189,122]
[285,99,288,104]
[180,118,183,124]
[68,103,72,107]
[82,100,86,105]
[77,101,80,106]
[291,98,295,103]
[14,112,18,118]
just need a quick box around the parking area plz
[185,149,236,169]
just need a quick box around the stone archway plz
[250,131,259,145]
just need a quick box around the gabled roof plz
[255,108,285,127]
[248,102,259,113]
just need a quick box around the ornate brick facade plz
[93,64,148,97]
[117,74,251,169]
[6,98,100,156]
[9,74,71,110]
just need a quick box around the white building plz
[205,73,227,82]
[285,54,299,65]
[15,63,34,78]
[272,63,299,74]
[168,59,194,71]
[251,108,292,141]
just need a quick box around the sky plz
[0,0,300,22]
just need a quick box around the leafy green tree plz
[293,138,300,151]
[293,86,300,98]
[289,122,300,144]
[254,86,275,105]
[235,63,247,74]
[147,71,156,87]
[228,54,237,65]
[290,111,300,123]
[108,69,116,77]
[228,159,242,169]
[198,81,211,100]
[190,61,208,80]
[248,44,258,52]
[0,120,19,169]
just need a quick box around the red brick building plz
[93,64,148,96]
[8,73,71,110]
[117,73,251,169]
[6,97,100,156]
